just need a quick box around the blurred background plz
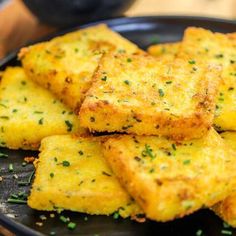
[0,0,235,59]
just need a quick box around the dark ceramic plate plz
[0,16,236,236]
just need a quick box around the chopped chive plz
[10,194,19,199]
[12,109,18,113]
[127,58,132,62]
[78,150,83,155]
[59,215,69,223]
[9,163,13,172]
[84,216,88,221]
[0,103,7,108]
[215,54,224,58]
[101,76,107,81]
[67,222,77,230]
[172,143,177,150]
[34,111,44,114]
[166,81,172,84]
[142,144,156,159]
[0,116,9,120]
[38,118,44,125]
[124,80,130,85]
[50,231,56,235]
[223,222,230,228]
[28,170,35,183]
[0,152,8,158]
[113,212,120,219]
[183,159,191,165]
[50,173,54,178]
[65,120,73,131]
[221,229,232,235]
[188,60,196,64]
[7,198,27,204]
[196,229,203,236]
[18,181,30,186]
[62,161,70,167]
[158,89,164,97]
[21,81,26,85]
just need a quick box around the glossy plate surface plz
[0,16,236,236]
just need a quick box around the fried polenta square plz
[28,135,141,217]
[0,67,86,150]
[147,42,180,61]
[79,53,221,140]
[212,131,236,227]
[19,24,141,111]
[102,128,236,222]
[178,27,236,131]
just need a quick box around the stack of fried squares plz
[2,24,236,226]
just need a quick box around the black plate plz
[0,16,236,236]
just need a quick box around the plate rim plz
[0,14,236,236]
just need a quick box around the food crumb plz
[50,213,55,218]
[24,156,35,163]
[0,176,3,182]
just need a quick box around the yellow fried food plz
[147,42,180,61]
[0,67,85,150]
[212,131,236,227]
[79,53,221,140]
[179,27,236,131]
[102,128,236,222]
[28,135,141,217]
[19,24,141,111]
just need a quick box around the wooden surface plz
[0,0,235,235]
[0,0,235,59]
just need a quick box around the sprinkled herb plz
[38,118,44,125]
[50,173,54,178]
[221,229,232,235]
[74,48,79,53]
[0,103,7,108]
[7,198,27,204]
[59,215,69,223]
[172,143,177,150]
[12,109,18,113]
[188,60,196,64]
[50,231,56,235]
[21,81,26,85]
[102,171,112,177]
[183,159,191,165]
[149,36,159,44]
[101,76,107,81]
[195,229,203,236]
[223,222,230,228]
[113,212,120,219]
[127,58,132,62]
[0,116,9,120]
[230,60,235,64]
[215,54,224,58]
[124,80,130,85]
[65,120,73,131]
[78,150,84,155]
[142,144,156,159]
[228,87,234,91]
[34,111,44,114]
[158,89,164,97]
[62,161,70,167]
[90,117,95,122]
[166,81,172,84]
[0,152,8,158]
[67,222,77,230]
[84,216,88,221]
[149,168,155,173]
[9,163,13,172]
